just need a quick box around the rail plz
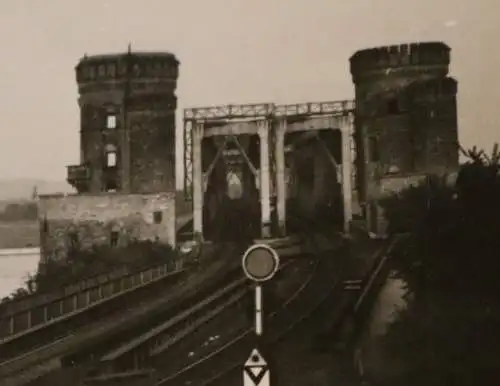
[82,254,311,385]
[0,256,183,330]
[192,236,394,386]
[0,258,189,363]
[80,232,316,384]
[353,240,398,313]
[0,242,239,385]
[0,255,189,340]
[153,235,345,386]
[87,258,296,380]
[101,279,246,363]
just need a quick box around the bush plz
[3,240,177,299]
[374,145,500,385]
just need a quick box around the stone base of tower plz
[37,192,176,263]
[361,171,458,238]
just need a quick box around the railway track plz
[0,269,189,381]
[2,243,246,386]
[199,236,398,386]
[152,236,346,386]
[0,263,189,364]
[82,252,311,385]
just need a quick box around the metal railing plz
[0,257,188,362]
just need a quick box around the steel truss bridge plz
[182,100,357,240]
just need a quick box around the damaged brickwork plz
[68,51,178,194]
[350,42,459,235]
[38,192,176,262]
[42,52,179,262]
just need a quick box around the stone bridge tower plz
[350,42,459,235]
[68,51,179,194]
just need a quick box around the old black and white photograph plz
[0,1,498,385]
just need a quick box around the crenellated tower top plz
[75,51,180,93]
[349,42,450,84]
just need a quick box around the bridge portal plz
[183,102,356,241]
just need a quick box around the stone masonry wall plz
[74,52,178,194]
[38,192,176,262]
[350,42,458,236]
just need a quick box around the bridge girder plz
[183,101,355,240]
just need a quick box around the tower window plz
[110,231,119,247]
[106,151,117,167]
[106,115,117,129]
[153,211,163,224]
[368,137,379,162]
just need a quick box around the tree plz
[1,240,178,298]
[374,144,500,386]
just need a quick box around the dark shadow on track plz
[205,197,260,243]
[286,198,344,235]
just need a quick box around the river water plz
[0,248,40,299]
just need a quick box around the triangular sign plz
[243,349,269,386]
[245,349,267,367]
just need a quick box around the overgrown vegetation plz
[375,145,500,386]
[1,240,177,302]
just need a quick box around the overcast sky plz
[0,0,497,187]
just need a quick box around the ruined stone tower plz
[350,42,459,234]
[67,51,179,194]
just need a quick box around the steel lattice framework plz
[183,100,355,200]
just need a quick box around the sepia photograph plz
[0,1,498,385]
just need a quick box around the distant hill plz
[0,179,71,248]
[0,221,39,249]
[0,179,74,202]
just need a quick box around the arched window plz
[106,115,117,129]
[106,151,117,167]
[104,144,118,168]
